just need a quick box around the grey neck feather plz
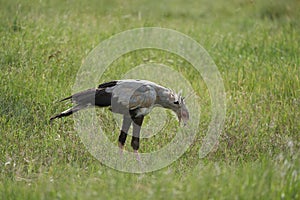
[153,85,178,112]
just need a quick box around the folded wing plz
[107,81,157,116]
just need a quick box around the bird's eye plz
[174,101,179,104]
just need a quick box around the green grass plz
[1,0,299,199]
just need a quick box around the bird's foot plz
[134,150,140,162]
[134,150,143,171]
[118,142,124,156]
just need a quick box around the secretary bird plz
[50,79,189,158]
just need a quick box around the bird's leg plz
[131,116,144,161]
[118,131,127,154]
[118,115,132,153]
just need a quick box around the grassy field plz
[1,0,299,199]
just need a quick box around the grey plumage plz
[50,79,189,153]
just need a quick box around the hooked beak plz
[177,109,189,127]
[181,117,188,127]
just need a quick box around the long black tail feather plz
[50,88,112,122]
[50,105,85,122]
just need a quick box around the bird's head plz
[169,90,189,126]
